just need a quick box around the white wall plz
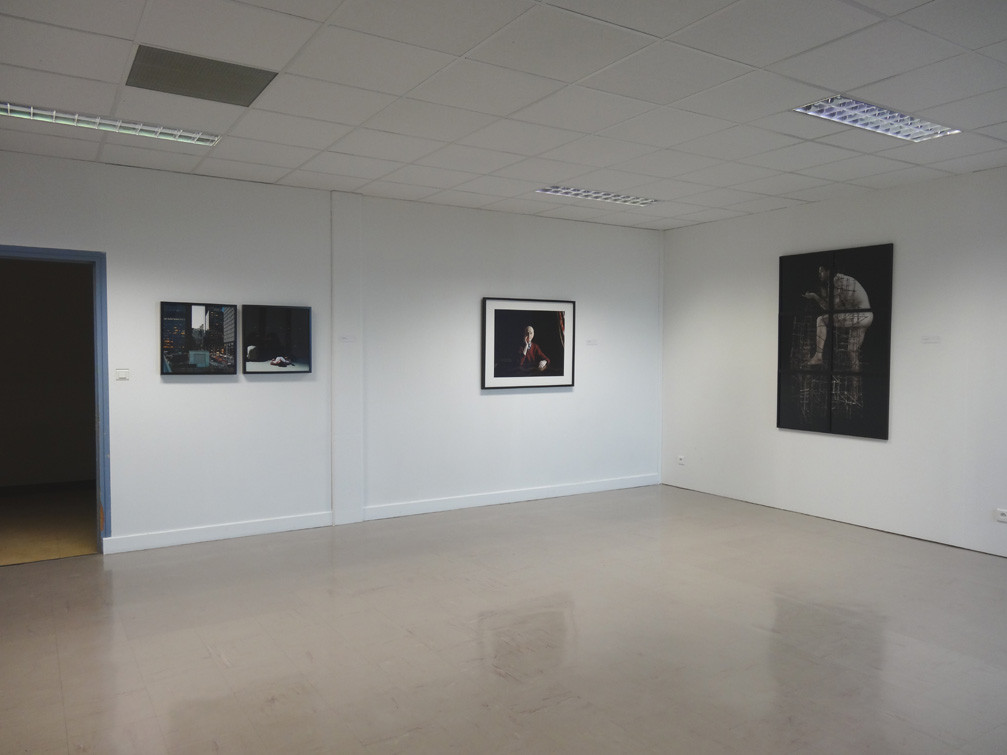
[0,153,334,551]
[334,196,664,521]
[0,152,664,551]
[663,166,1007,558]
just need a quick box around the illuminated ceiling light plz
[0,101,221,146]
[794,96,960,142]
[537,185,660,207]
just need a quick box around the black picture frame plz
[482,297,575,389]
[242,305,312,373]
[160,301,237,375]
[777,244,893,439]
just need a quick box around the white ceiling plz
[2,0,1006,229]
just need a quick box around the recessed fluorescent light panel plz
[537,185,660,207]
[0,102,221,146]
[794,96,960,142]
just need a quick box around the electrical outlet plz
[997,509,1007,523]
[677,455,686,465]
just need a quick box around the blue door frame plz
[0,245,111,545]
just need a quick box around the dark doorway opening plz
[0,257,99,565]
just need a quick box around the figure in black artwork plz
[802,265,873,372]
[518,325,550,373]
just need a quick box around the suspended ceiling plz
[1,0,1006,229]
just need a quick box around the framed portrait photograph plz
[777,244,893,439]
[160,301,237,375]
[242,305,312,373]
[483,297,575,389]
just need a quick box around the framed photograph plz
[777,244,893,439]
[160,301,237,375]
[483,297,575,389]
[242,305,312,373]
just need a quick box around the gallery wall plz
[0,151,664,551]
[332,195,664,523]
[662,166,1007,558]
[0,152,334,551]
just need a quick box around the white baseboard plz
[363,474,660,521]
[102,511,333,554]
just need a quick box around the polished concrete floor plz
[0,483,99,566]
[2,485,1005,754]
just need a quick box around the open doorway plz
[0,250,109,565]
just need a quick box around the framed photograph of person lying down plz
[483,297,575,389]
[777,244,893,439]
[160,301,237,375]
[242,305,312,373]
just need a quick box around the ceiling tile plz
[492,157,595,182]
[137,0,319,70]
[0,129,101,160]
[798,154,912,181]
[848,165,950,188]
[919,87,1007,130]
[982,40,1007,63]
[356,180,440,201]
[0,0,146,38]
[208,136,318,168]
[280,171,369,191]
[674,125,800,160]
[287,27,454,95]
[681,187,766,207]
[768,21,964,92]
[301,151,402,179]
[847,0,930,14]
[361,99,496,141]
[469,6,652,82]
[900,0,1007,49]
[927,147,1007,173]
[676,163,780,187]
[459,120,583,156]
[580,42,750,104]
[742,142,860,171]
[253,76,396,125]
[331,0,532,55]
[734,173,831,195]
[113,87,245,133]
[815,128,908,153]
[877,132,1006,164]
[538,136,657,167]
[0,17,134,83]
[626,178,710,200]
[564,167,659,191]
[750,111,848,139]
[101,143,203,172]
[784,183,863,202]
[330,129,445,162]
[851,53,1007,113]
[543,0,738,37]
[672,71,829,123]
[407,60,565,117]
[234,0,344,23]
[669,0,879,67]
[512,87,656,132]
[729,196,806,213]
[613,149,722,178]
[600,107,733,147]
[195,158,290,183]
[456,175,544,197]
[381,164,480,189]
[0,65,119,116]
[417,144,524,173]
[230,111,352,149]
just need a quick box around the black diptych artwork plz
[777,244,893,439]
[242,305,312,373]
[160,301,237,375]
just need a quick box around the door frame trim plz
[0,245,111,545]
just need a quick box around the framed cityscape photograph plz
[777,244,893,439]
[160,301,237,375]
[242,304,312,373]
[483,297,575,389]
